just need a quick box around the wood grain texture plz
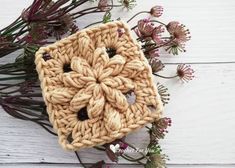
[1,164,235,168]
[1,0,235,167]
[1,64,235,165]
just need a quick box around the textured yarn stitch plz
[35,21,163,150]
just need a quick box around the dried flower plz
[47,14,76,40]
[152,25,164,44]
[0,36,11,49]
[177,64,195,82]
[135,19,164,43]
[25,23,48,44]
[145,48,159,59]
[98,0,110,12]
[149,58,164,73]
[150,5,163,17]
[119,0,136,9]
[165,40,186,55]
[157,83,170,105]
[167,21,191,43]
[151,118,171,140]
[135,19,155,39]
[145,153,166,168]
[21,0,53,22]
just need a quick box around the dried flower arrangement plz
[0,0,194,167]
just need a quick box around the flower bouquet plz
[0,0,194,167]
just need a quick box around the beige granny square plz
[35,21,163,150]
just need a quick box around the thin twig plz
[75,151,87,168]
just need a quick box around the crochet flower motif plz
[62,47,137,132]
[35,21,163,150]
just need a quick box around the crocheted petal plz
[120,59,148,78]
[102,76,134,93]
[70,88,93,112]
[77,32,95,65]
[92,47,109,72]
[61,72,96,89]
[61,72,90,89]
[45,87,76,104]
[87,84,105,118]
[106,54,126,76]
[104,103,122,133]
[71,57,94,77]
[100,83,128,112]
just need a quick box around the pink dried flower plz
[150,5,163,17]
[135,19,164,43]
[135,19,155,39]
[152,25,164,44]
[177,64,195,82]
[98,0,110,12]
[149,58,164,73]
[167,21,191,43]
[148,48,159,58]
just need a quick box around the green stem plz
[0,16,21,32]
[2,20,26,36]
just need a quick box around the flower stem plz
[0,16,21,32]
[94,146,106,151]
[123,154,145,161]
[153,73,178,79]
[75,151,87,168]
[84,21,103,28]
[150,19,167,26]
[127,11,149,23]
[121,140,150,161]
[121,155,145,165]
[144,38,175,52]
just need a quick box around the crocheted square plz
[35,21,163,150]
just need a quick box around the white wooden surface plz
[1,0,235,167]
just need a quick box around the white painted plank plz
[159,64,235,164]
[1,0,235,63]
[0,164,235,168]
[0,64,235,164]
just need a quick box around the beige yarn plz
[35,21,163,150]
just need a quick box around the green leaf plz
[103,11,112,23]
